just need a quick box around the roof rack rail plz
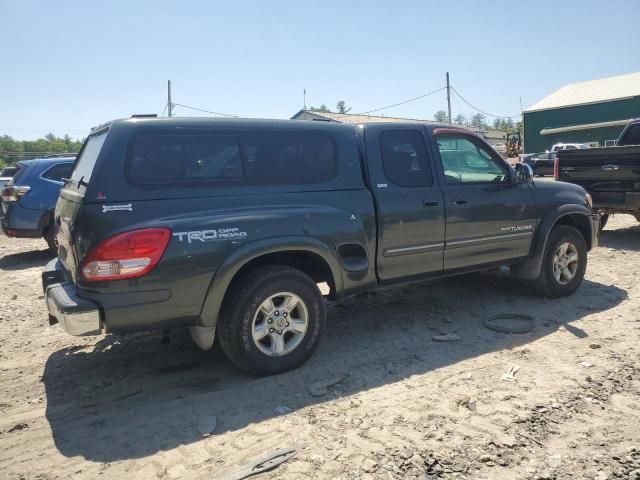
[131,114,158,118]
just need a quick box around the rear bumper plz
[1,202,44,238]
[42,259,102,336]
[42,259,183,335]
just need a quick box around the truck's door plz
[430,129,537,271]
[364,125,445,281]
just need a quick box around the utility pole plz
[303,89,307,109]
[446,72,452,124]
[167,80,173,117]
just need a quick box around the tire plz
[217,265,325,376]
[45,227,58,256]
[598,213,609,232]
[532,225,587,298]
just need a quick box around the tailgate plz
[55,131,108,283]
[558,146,640,193]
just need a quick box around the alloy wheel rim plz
[552,242,579,285]
[251,292,309,356]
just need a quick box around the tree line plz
[0,133,84,168]
[306,101,520,132]
[308,100,351,114]
[434,110,519,131]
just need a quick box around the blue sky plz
[1,0,639,140]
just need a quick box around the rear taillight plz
[1,185,30,202]
[81,228,171,282]
[553,157,559,180]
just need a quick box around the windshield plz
[619,124,640,146]
[69,132,107,186]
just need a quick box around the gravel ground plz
[0,215,639,480]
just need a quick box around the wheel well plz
[231,251,336,299]
[554,214,593,250]
[38,210,54,236]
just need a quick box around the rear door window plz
[42,163,73,182]
[70,132,107,185]
[379,130,433,187]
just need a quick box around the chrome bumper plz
[43,259,102,336]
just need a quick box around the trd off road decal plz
[173,227,248,243]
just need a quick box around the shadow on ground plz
[599,221,640,252]
[0,248,52,271]
[42,271,627,462]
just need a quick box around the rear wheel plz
[217,265,325,375]
[532,225,587,298]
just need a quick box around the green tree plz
[310,104,331,113]
[454,114,466,126]
[470,113,487,130]
[434,110,448,123]
[0,133,83,165]
[504,118,515,131]
[336,100,350,114]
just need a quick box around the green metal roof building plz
[523,71,640,153]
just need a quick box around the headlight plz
[585,193,593,209]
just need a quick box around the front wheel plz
[532,225,587,298]
[217,265,325,375]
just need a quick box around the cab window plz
[435,135,509,184]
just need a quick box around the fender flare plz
[512,204,593,280]
[197,236,343,330]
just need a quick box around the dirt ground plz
[0,215,639,480]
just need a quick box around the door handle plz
[423,200,439,207]
[453,199,468,206]
[602,164,619,171]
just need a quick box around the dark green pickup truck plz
[42,117,599,374]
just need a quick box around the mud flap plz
[189,325,216,350]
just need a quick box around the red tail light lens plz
[553,157,559,180]
[81,228,171,281]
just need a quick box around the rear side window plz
[42,163,73,182]
[130,135,242,185]
[70,132,107,185]
[127,131,337,186]
[240,132,336,184]
[379,130,433,187]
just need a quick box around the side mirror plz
[515,163,534,184]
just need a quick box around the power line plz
[451,87,520,119]
[355,87,447,115]
[173,103,238,118]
